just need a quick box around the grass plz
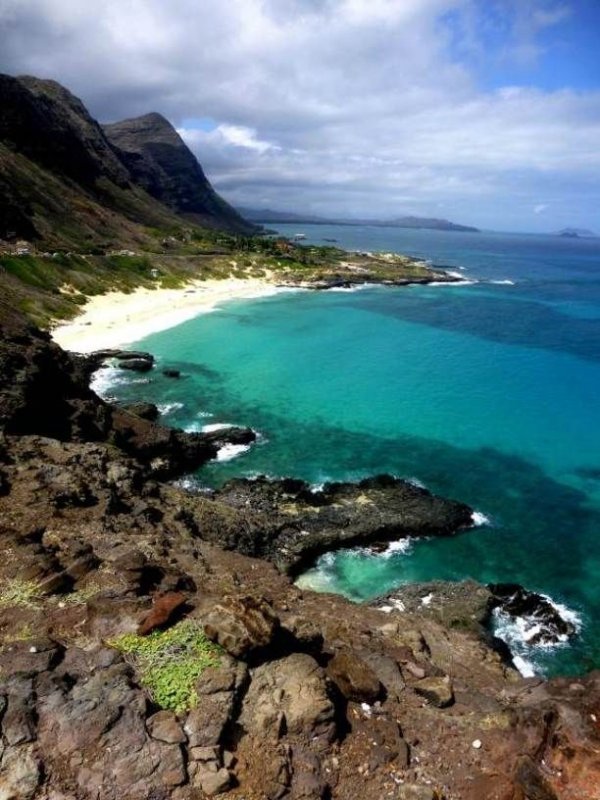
[0,578,42,609]
[108,620,222,712]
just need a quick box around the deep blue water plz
[99,225,600,677]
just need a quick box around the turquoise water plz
[101,225,600,676]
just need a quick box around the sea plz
[95,224,600,678]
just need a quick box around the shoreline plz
[51,277,288,353]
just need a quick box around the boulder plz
[117,358,154,372]
[146,711,186,744]
[326,648,383,703]
[414,676,454,708]
[197,767,232,796]
[201,596,280,658]
[163,369,181,379]
[137,591,187,635]
[240,653,336,746]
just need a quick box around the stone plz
[201,595,279,658]
[146,710,186,744]
[197,767,232,796]
[0,745,41,800]
[240,653,336,745]
[327,648,383,703]
[414,676,454,708]
[184,694,235,748]
[1,678,37,745]
[189,745,221,763]
[396,785,436,800]
[137,591,187,635]
[117,358,153,372]
[162,369,181,379]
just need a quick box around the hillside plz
[0,74,254,248]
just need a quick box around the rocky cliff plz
[0,74,253,246]
[1,307,599,799]
[104,113,254,234]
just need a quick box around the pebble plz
[472,739,482,749]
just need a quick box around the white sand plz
[51,278,286,353]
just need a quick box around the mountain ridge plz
[0,73,255,247]
[238,206,479,232]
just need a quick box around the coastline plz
[51,276,287,353]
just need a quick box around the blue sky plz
[445,1,600,93]
[1,0,599,232]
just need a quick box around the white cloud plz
[534,204,548,214]
[0,0,597,231]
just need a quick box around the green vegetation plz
[1,221,439,328]
[0,578,42,609]
[108,620,222,712]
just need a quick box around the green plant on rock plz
[108,620,221,713]
[0,578,42,609]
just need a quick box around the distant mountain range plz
[237,207,480,233]
[557,228,596,238]
[0,74,255,248]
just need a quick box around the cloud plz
[0,0,597,230]
[534,204,548,214]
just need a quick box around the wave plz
[157,402,184,415]
[214,443,252,462]
[90,366,127,398]
[428,278,478,287]
[172,476,211,494]
[202,422,234,433]
[471,510,491,527]
[491,594,583,677]
[379,539,413,558]
[489,279,516,285]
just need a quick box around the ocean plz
[96,224,600,677]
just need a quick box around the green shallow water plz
[98,227,600,677]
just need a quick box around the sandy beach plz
[51,277,285,353]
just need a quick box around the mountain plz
[557,227,596,238]
[103,113,252,233]
[0,74,254,247]
[238,207,479,232]
[384,216,478,232]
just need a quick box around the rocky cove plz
[1,303,599,800]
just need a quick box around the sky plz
[1,0,599,232]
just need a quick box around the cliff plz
[104,113,254,234]
[0,74,254,247]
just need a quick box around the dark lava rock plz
[122,402,160,421]
[489,583,577,645]
[163,369,181,379]
[213,474,473,574]
[117,357,154,372]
